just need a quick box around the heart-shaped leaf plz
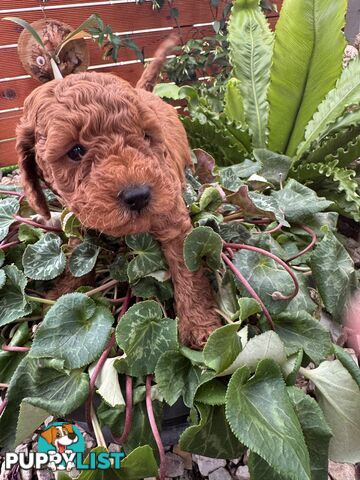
[287,387,332,480]
[226,360,311,480]
[218,160,261,192]
[232,248,294,315]
[0,197,19,241]
[116,301,177,377]
[302,360,360,463]
[274,311,333,364]
[22,233,66,280]
[219,331,287,377]
[0,357,89,449]
[0,265,30,327]
[254,149,292,185]
[203,323,242,374]
[238,297,262,321]
[179,403,245,459]
[69,242,100,277]
[30,293,113,369]
[333,345,360,388]
[271,179,333,223]
[183,226,222,272]
[18,224,43,244]
[126,234,167,283]
[310,230,356,320]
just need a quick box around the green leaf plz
[0,197,19,241]
[179,403,245,459]
[109,255,128,282]
[203,324,242,374]
[297,57,360,158]
[0,265,30,327]
[310,230,356,319]
[287,387,332,480]
[333,345,360,388]
[155,350,192,406]
[283,349,303,386]
[89,357,125,408]
[226,360,311,480]
[22,233,66,280]
[271,179,333,223]
[30,293,113,369]
[18,224,43,244]
[183,226,222,272]
[0,250,4,268]
[0,269,5,289]
[191,187,223,214]
[15,402,50,447]
[0,357,89,449]
[248,452,287,480]
[232,248,293,315]
[154,83,180,100]
[3,17,45,48]
[218,160,261,192]
[120,445,158,479]
[253,149,292,185]
[274,311,332,365]
[238,297,262,321]
[195,379,227,406]
[116,301,177,377]
[224,78,246,125]
[267,0,347,155]
[302,360,360,463]
[126,234,167,283]
[219,331,287,377]
[131,276,173,302]
[61,210,82,238]
[69,242,100,277]
[228,0,273,147]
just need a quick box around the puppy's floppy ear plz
[16,82,58,220]
[16,119,50,220]
[40,426,57,446]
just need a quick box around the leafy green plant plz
[158,0,360,221]
[0,137,359,479]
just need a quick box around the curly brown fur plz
[16,40,221,349]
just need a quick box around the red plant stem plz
[13,215,62,232]
[221,252,274,329]
[224,243,299,301]
[86,279,119,297]
[107,296,127,304]
[0,398,8,416]
[0,190,22,197]
[0,240,20,250]
[286,224,317,263]
[254,223,283,235]
[146,375,165,480]
[85,289,131,431]
[1,345,30,352]
[112,375,133,445]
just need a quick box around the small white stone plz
[328,461,356,480]
[164,452,185,477]
[208,467,232,480]
[193,455,226,476]
[235,464,251,480]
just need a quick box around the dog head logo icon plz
[38,422,85,471]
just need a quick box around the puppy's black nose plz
[119,185,151,211]
[68,432,77,440]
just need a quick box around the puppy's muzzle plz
[119,185,151,212]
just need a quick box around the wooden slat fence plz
[0,0,281,166]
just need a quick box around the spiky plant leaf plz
[224,78,246,126]
[228,0,273,147]
[304,125,360,164]
[267,0,347,155]
[297,58,360,158]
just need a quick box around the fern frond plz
[297,57,360,158]
[228,0,273,148]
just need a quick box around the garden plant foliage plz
[0,0,360,479]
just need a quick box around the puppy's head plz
[40,424,77,448]
[17,72,181,236]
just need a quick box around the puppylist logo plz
[4,422,125,472]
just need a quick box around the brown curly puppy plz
[16,38,221,349]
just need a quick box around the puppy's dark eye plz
[67,144,86,161]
